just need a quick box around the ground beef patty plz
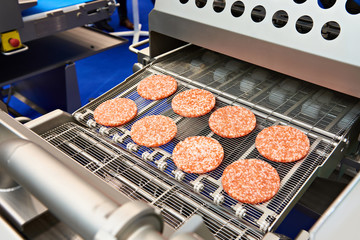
[222,159,280,204]
[255,125,310,162]
[209,106,256,138]
[94,98,137,127]
[130,115,177,147]
[137,75,177,100]
[172,136,224,173]
[171,89,215,117]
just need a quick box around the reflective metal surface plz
[149,0,360,98]
[0,187,47,230]
[38,46,359,238]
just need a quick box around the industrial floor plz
[9,1,318,239]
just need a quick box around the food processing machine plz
[0,0,125,115]
[0,0,360,239]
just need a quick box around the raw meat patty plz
[255,125,310,162]
[172,136,224,173]
[94,98,137,127]
[130,115,177,147]
[209,106,256,138]
[222,159,280,204]
[137,75,177,100]
[172,89,215,117]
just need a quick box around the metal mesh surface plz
[42,122,264,240]
[153,46,360,139]
[43,46,359,238]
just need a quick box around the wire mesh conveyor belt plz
[41,46,359,239]
[151,46,359,139]
[42,122,264,240]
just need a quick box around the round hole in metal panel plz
[294,0,307,3]
[321,21,340,40]
[346,0,360,14]
[318,0,336,9]
[251,5,266,23]
[180,0,189,4]
[272,10,288,28]
[231,1,245,17]
[213,0,226,13]
[196,0,207,8]
[295,15,313,34]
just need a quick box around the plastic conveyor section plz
[21,0,94,16]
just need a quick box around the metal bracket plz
[1,44,28,56]
[129,38,150,54]
[170,215,215,240]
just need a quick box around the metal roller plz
[0,139,163,240]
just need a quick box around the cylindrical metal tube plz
[0,112,165,239]
[0,139,118,239]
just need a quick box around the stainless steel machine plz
[0,0,360,239]
[0,0,126,115]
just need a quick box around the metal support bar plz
[65,62,81,113]
[129,38,150,54]
[1,87,47,115]
[0,0,23,33]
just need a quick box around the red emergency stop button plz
[8,38,20,48]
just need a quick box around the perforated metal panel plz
[154,0,360,65]
[150,0,360,98]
